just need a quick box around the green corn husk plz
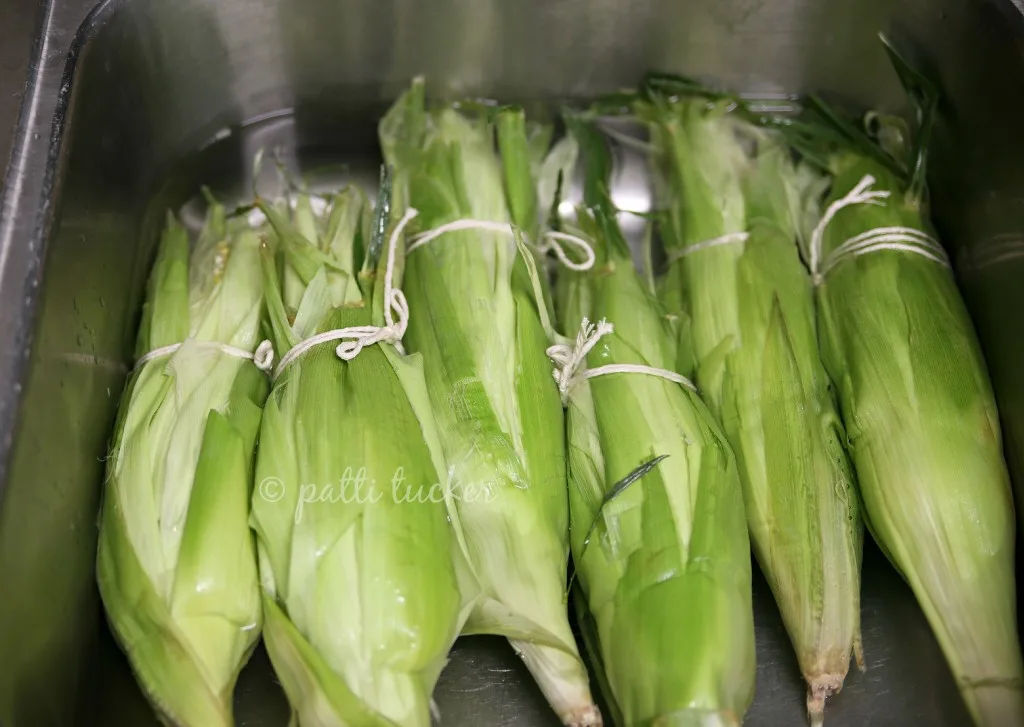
[379,81,599,726]
[643,97,863,725]
[812,157,1024,726]
[797,45,1024,726]
[96,202,267,726]
[249,182,465,727]
[557,116,755,727]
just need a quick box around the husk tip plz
[853,634,866,672]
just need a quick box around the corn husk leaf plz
[813,153,1024,726]
[380,81,599,726]
[249,181,465,727]
[557,116,755,727]
[641,96,864,725]
[97,206,268,726]
[793,42,1024,725]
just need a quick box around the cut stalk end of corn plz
[807,673,844,727]
[565,704,604,727]
[512,639,603,726]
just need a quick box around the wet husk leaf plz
[793,41,1024,726]
[642,96,864,725]
[97,205,267,726]
[813,153,1024,726]
[249,183,465,727]
[557,116,755,727]
[380,80,599,726]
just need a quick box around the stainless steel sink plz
[3,0,1024,725]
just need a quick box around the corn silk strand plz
[547,317,697,406]
[809,174,950,285]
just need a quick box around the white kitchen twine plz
[809,174,950,285]
[666,231,750,262]
[135,339,275,373]
[407,219,596,271]
[271,208,420,380]
[547,317,697,405]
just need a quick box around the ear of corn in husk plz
[641,92,864,725]
[96,200,267,726]
[248,178,465,727]
[556,115,755,727]
[794,41,1024,726]
[379,80,600,727]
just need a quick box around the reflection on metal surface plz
[0,0,1023,724]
